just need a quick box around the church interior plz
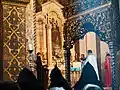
[0,0,120,90]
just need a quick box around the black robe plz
[17,68,44,90]
[74,62,103,90]
[36,55,44,85]
[49,66,72,90]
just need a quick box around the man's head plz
[106,53,110,57]
[88,50,92,55]
[37,52,40,56]
[81,54,85,58]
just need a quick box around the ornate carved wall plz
[2,0,29,81]
[26,0,35,57]
[63,0,118,89]
[26,0,34,43]
[36,0,65,66]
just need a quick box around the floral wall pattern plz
[64,5,111,44]
[3,4,27,81]
[63,0,111,18]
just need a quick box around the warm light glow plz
[28,43,33,50]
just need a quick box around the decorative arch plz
[63,2,118,90]
[75,22,107,42]
[64,6,112,45]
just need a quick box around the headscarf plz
[36,53,44,86]
[36,52,42,66]
[83,54,100,80]
[17,68,37,83]
[74,62,103,90]
[49,65,72,90]
[17,68,41,90]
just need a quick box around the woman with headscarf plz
[36,52,44,87]
[104,53,112,88]
[49,65,72,90]
[17,67,43,90]
[36,52,48,89]
[74,50,103,90]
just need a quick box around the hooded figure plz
[36,52,44,87]
[17,68,43,90]
[74,50,103,90]
[49,65,72,90]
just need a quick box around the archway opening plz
[70,32,110,88]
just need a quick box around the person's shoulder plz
[88,54,96,58]
[86,55,92,59]
[83,84,102,90]
[49,87,65,90]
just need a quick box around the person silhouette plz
[104,53,112,88]
[49,65,72,90]
[74,50,103,90]
[17,67,43,90]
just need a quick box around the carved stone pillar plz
[63,22,72,84]
[36,20,41,53]
[96,36,101,79]
[46,24,52,66]
[108,41,117,90]
[110,0,120,89]
[33,0,37,53]
[43,23,47,60]
[64,48,71,85]
[1,0,29,81]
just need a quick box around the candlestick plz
[29,43,33,51]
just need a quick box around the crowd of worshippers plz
[0,50,108,90]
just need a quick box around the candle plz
[29,43,33,50]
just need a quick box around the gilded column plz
[1,0,29,81]
[36,19,42,53]
[47,24,52,66]
[33,0,37,53]
[45,14,53,66]
[79,39,87,56]
[43,22,47,61]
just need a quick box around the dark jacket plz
[36,55,44,85]
[17,68,44,90]
[74,62,103,90]
[49,66,72,90]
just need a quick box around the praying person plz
[74,50,103,90]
